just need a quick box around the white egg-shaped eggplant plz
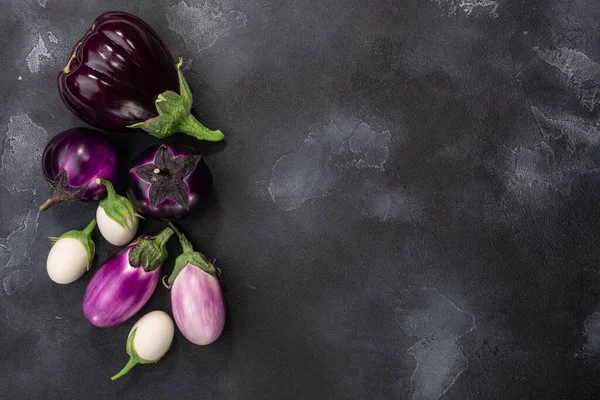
[47,238,88,284]
[111,310,175,380]
[95,178,139,246]
[96,205,138,246]
[46,219,96,284]
[130,311,174,360]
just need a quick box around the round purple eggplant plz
[40,128,119,211]
[82,227,174,328]
[164,223,225,345]
[57,11,223,142]
[127,143,212,221]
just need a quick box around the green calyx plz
[96,179,141,230]
[128,227,174,272]
[111,328,164,381]
[127,58,224,142]
[49,218,96,271]
[163,222,216,289]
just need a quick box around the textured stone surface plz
[1,0,600,398]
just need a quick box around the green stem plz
[177,114,224,142]
[128,227,174,271]
[39,197,59,211]
[125,59,224,142]
[111,358,137,381]
[97,179,138,230]
[82,218,97,236]
[53,219,97,270]
[168,222,194,253]
[162,275,172,289]
[96,178,116,199]
[164,223,216,287]
[154,227,174,248]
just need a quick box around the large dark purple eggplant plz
[57,11,223,142]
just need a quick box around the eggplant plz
[95,178,139,246]
[46,219,96,284]
[164,223,225,345]
[40,128,119,210]
[127,143,212,220]
[111,310,175,381]
[57,11,223,142]
[82,227,174,328]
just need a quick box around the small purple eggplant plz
[57,11,223,142]
[164,223,225,345]
[40,128,119,210]
[127,143,212,221]
[82,226,174,328]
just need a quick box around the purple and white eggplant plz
[164,223,225,345]
[82,226,174,328]
[95,179,139,246]
[127,143,212,221]
[46,218,96,284]
[111,310,174,381]
[41,128,119,210]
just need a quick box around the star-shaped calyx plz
[132,145,201,210]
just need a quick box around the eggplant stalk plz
[111,329,158,380]
[163,222,215,289]
[129,227,174,272]
[49,218,97,270]
[127,59,224,142]
[96,178,141,230]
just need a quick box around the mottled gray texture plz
[0,114,48,194]
[399,288,475,400]
[535,47,600,111]
[26,35,51,73]
[505,106,600,194]
[584,307,600,355]
[432,0,499,18]
[269,115,391,210]
[166,0,247,53]
[1,0,600,398]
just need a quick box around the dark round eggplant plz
[57,11,223,142]
[40,128,119,210]
[127,143,212,220]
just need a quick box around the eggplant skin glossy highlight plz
[41,128,119,209]
[57,11,178,130]
[127,143,212,220]
[171,264,226,345]
[82,245,160,328]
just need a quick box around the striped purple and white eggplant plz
[164,223,225,345]
[82,226,174,328]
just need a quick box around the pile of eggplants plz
[41,11,228,380]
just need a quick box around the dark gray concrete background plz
[1,0,600,398]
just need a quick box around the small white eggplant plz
[111,310,175,380]
[95,178,139,246]
[46,219,96,284]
